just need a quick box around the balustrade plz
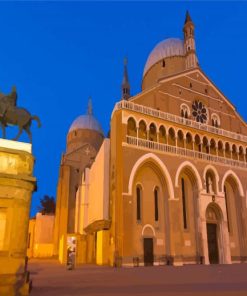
[126,135,247,169]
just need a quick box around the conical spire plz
[183,11,197,69]
[184,10,193,24]
[122,57,131,100]
[87,96,93,115]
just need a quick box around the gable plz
[129,68,247,136]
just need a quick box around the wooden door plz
[144,238,154,266]
[207,223,219,264]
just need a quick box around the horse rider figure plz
[0,86,17,118]
[0,86,41,143]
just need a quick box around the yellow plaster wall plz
[87,139,110,225]
[33,244,54,257]
[27,213,55,258]
[96,230,109,265]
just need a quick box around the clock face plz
[192,100,208,123]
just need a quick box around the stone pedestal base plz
[0,139,36,296]
[0,270,31,296]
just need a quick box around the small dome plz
[143,38,185,77]
[69,114,104,136]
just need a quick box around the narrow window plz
[154,188,159,221]
[224,186,230,232]
[137,187,141,221]
[162,59,166,68]
[181,178,187,229]
[27,233,31,248]
[190,83,192,88]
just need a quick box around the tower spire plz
[183,11,198,69]
[87,96,93,115]
[122,57,131,100]
[184,10,192,24]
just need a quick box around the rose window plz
[192,100,207,123]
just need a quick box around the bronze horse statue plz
[0,87,41,143]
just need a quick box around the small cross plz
[85,147,90,155]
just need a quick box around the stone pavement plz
[29,259,247,296]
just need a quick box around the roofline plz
[129,67,247,129]
[142,55,186,84]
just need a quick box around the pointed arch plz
[221,170,244,197]
[128,153,174,199]
[175,160,203,190]
[203,164,220,194]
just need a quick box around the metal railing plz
[113,100,247,143]
[126,135,247,169]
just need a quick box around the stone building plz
[53,12,247,267]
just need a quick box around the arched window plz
[202,137,209,154]
[177,130,184,148]
[218,141,224,157]
[194,134,201,152]
[149,123,157,142]
[168,127,176,146]
[127,117,137,137]
[232,144,238,160]
[159,125,166,144]
[225,142,231,158]
[210,139,216,155]
[154,187,159,221]
[211,113,220,128]
[136,186,142,221]
[181,178,187,229]
[180,104,190,119]
[139,120,147,139]
[186,133,193,150]
[239,146,244,162]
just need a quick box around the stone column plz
[0,139,36,296]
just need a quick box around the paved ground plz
[29,259,247,296]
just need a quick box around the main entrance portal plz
[206,223,219,264]
[144,238,153,266]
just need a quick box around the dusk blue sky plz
[1,2,247,216]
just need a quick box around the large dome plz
[69,114,104,136]
[143,38,185,77]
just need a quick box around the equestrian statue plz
[0,86,41,143]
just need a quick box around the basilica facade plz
[52,12,247,267]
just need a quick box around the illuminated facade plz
[53,12,247,266]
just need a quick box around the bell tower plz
[121,58,131,100]
[183,11,198,69]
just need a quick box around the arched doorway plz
[130,156,171,267]
[142,225,155,266]
[206,205,222,264]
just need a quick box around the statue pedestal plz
[0,139,36,296]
